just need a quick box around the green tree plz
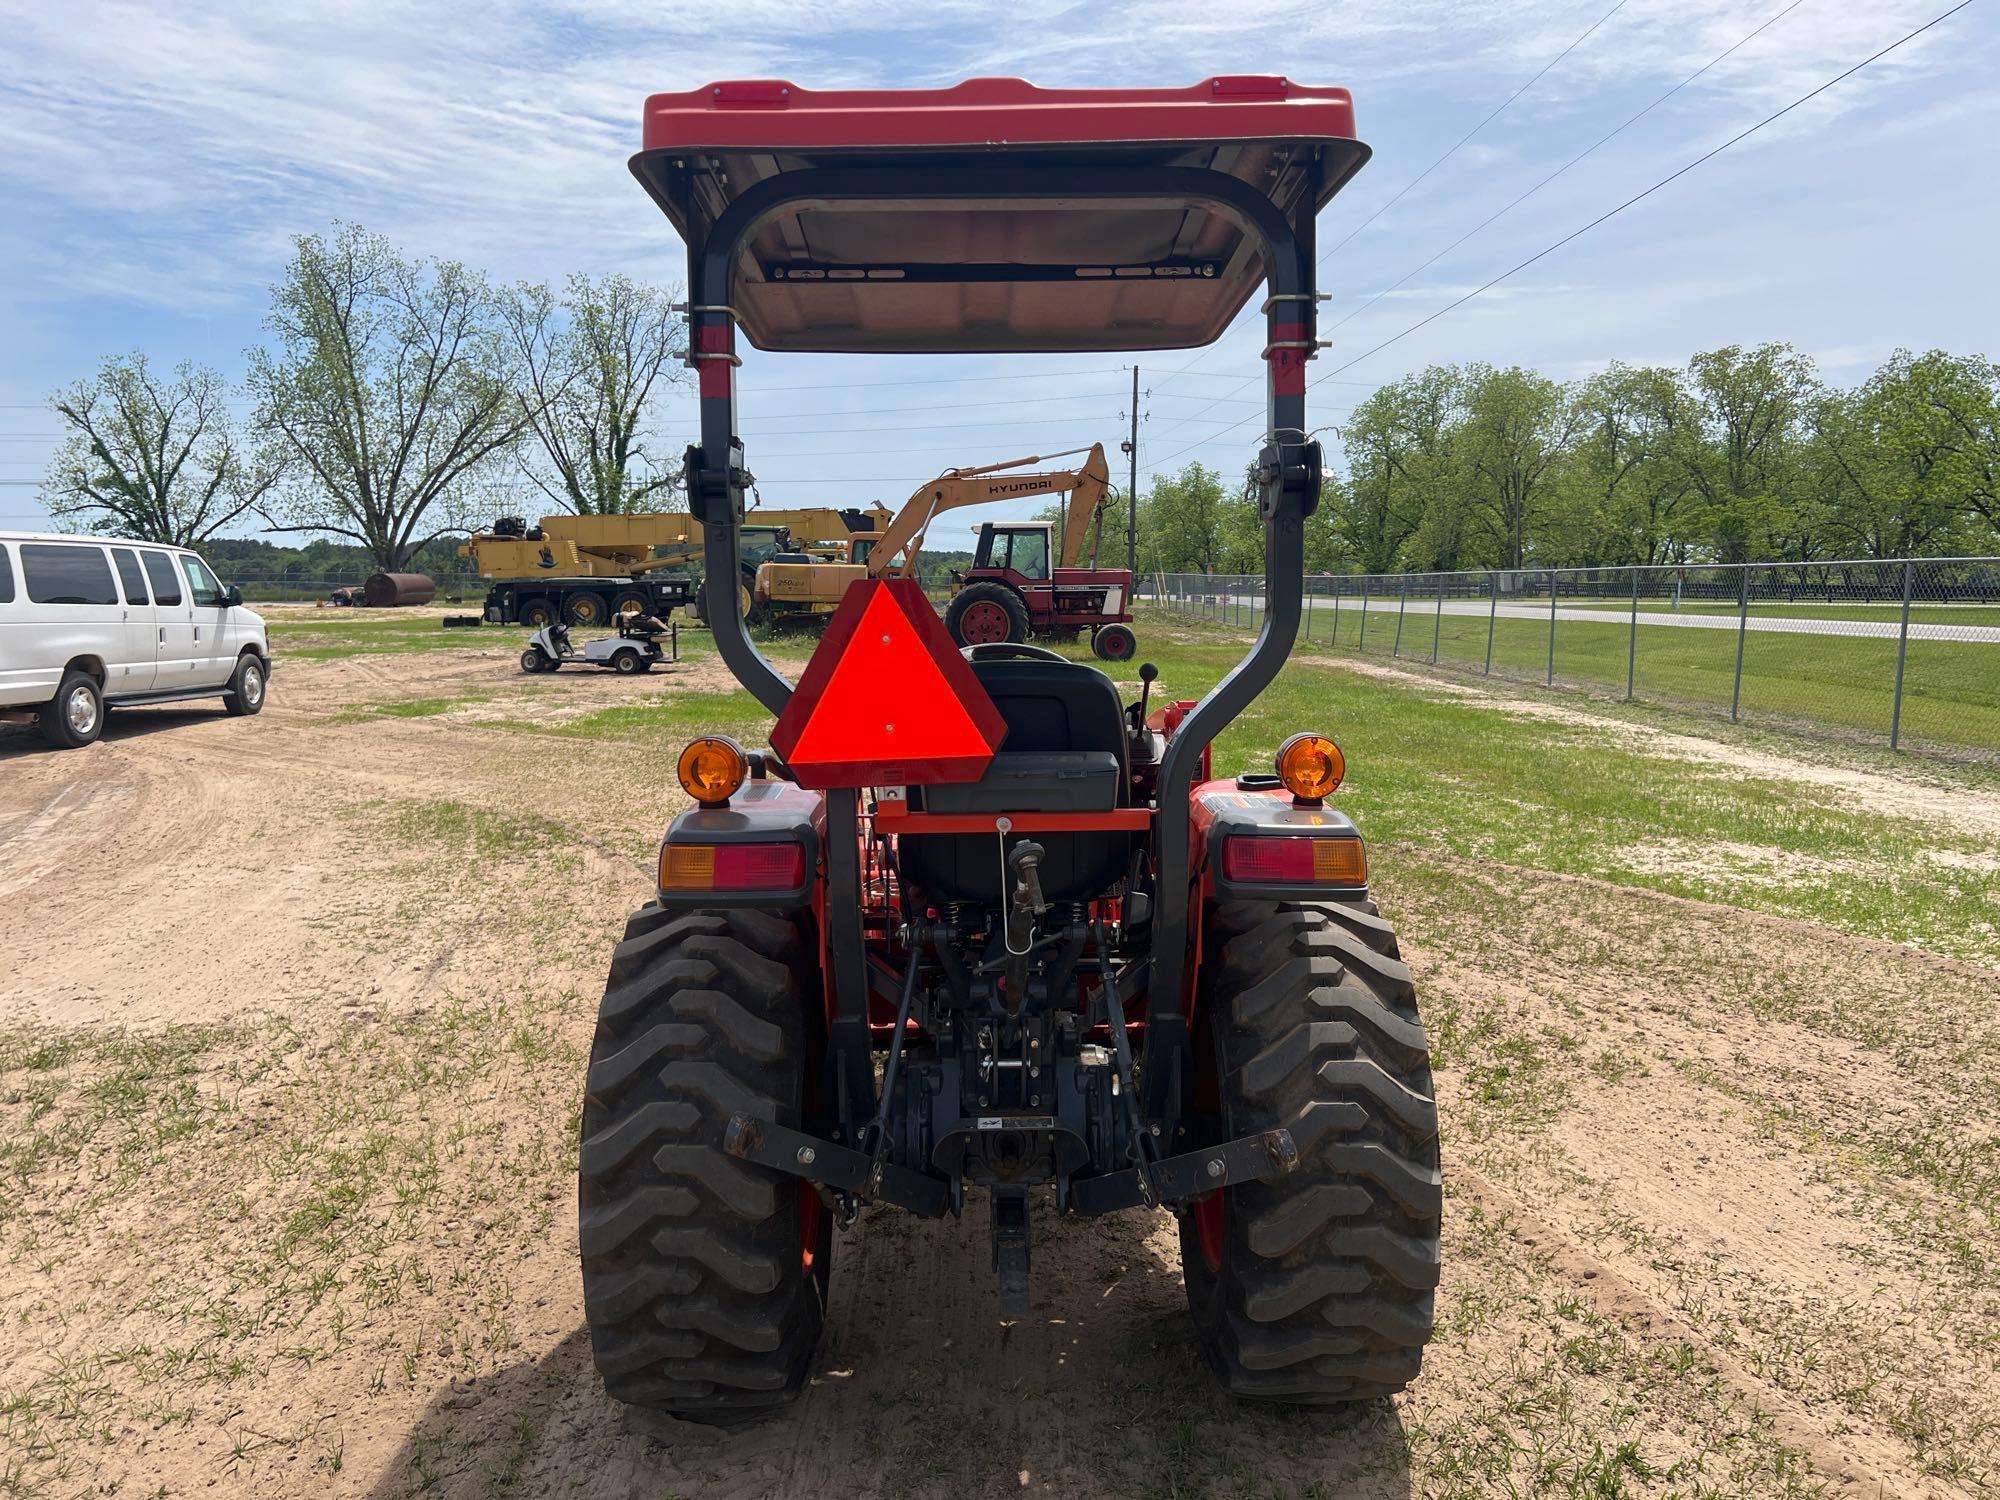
[502,273,689,515]
[1336,368,1461,572]
[1456,364,1583,570]
[1138,462,1229,573]
[1678,343,1820,561]
[1567,363,1700,565]
[1890,350,1999,547]
[249,224,529,570]
[42,354,283,546]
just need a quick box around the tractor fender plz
[1189,778,1371,904]
[656,780,824,911]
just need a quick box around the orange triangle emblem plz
[771,579,1008,789]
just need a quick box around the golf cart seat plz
[618,613,672,643]
[899,654,1131,904]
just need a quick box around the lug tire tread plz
[1182,900,1439,1404]
[578,902,827,1423]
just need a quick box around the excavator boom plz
[1055,444,1113,569]
[865,443,1109,579]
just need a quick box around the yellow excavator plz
[756,443,1135,659]
[461,505,889,627]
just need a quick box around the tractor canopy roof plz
[632,77,1368,354]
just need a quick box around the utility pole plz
[1123,364,1139,575]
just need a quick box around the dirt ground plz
[1,616,1997,1498]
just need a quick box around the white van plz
[0,533,272,749]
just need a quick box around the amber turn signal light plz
[677,736,748,806]
[1276,733,1345,802]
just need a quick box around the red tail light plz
[1221,835,1366,887]
[660,842,807,891]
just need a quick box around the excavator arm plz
[1055,443,1113,569]
[865,443,1110,579]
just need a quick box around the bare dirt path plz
[1,643,1996,1497]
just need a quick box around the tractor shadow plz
[362,1201,1414,1498]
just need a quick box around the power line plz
[1138,0,1634,407]
[1320,0,1634,268]
[1323,0,1814,343]
[1143,0,1972,474]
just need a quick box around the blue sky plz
[2,0,1995,547]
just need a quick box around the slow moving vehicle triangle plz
[771,578,1008,789]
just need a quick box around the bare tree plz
[248,223,528,569]
[42,354,281,545]
[502,274,689,514]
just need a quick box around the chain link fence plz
[1149,558,2000,764]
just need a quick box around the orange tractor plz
[582,75,1439,1422]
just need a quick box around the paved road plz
[1156,595,2000,645]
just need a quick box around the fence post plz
[1890,559,1915,751]
[1332,582,1342,646]
[1432,576,1443,663]
[1485,573,1497,674]
[1359,576,1370,650]
[1545,570,1558,686]
[1393,575,1408,657]
[1730,564,1749,723]
[1626,563,1640,702]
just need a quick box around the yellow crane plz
[757,444,1112,621]
[461,505,890,625]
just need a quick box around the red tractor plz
[583,75,1439,1423]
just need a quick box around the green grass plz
[1550,600,2000,625]
[486,689,767,744]
[268,606,1998,960]
[266,613,490,661]
[1094,620,2000,963]
[1250,594,2000,755]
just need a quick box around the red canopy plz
[632,77,1368,354]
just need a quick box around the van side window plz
[21,544,119,605]
[141,551,183,606]
[110,547,150,604]
[180,554,222,606]
[0,545,13,604]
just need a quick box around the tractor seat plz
[898,657,1133,905]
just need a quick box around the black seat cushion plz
[898,657,1133,904]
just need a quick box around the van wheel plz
[41,671,104,749]
[225,655,267,716]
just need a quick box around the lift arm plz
[865,443,1109,579]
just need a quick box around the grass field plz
[1168,593,2000,759]
[3,605,1997,1498]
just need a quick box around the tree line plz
[42,223,688,568]
[1137,344,2000,575]
[46,236,1999,578]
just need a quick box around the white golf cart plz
[520,614,678,675]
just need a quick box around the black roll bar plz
[654,155,1325,1140]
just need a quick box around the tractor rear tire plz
[1181,899,1440,1404]
[945,582,1029,647]
[578,905,831,1424]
